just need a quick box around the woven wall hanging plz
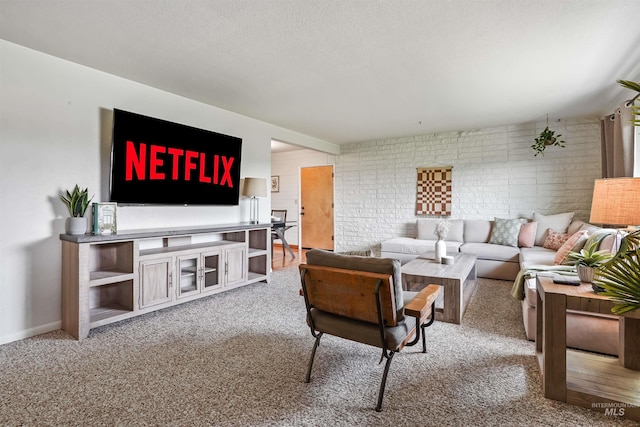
[416,166,452,216]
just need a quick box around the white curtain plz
[601,100,635,178]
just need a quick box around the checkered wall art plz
[416,166,452,216]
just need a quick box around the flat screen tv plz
[110,109,242,205]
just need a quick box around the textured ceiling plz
[1,0,640,144]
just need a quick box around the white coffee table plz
[401,252,477,324]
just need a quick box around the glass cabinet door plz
[177,255,199,298]
[201,250,222,293]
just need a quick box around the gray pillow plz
[488,218,522,247]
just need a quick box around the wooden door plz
[301,165,334,250]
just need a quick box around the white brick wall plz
[334,119,602,253]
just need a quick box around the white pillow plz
[533,212,574,247]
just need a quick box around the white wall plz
[333,120,602,252]
[0,40,337,344]
[270,149,336,246]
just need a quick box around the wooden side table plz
[536,276,640,420]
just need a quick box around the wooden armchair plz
[299,249,441,411]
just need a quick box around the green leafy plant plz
[60,185,93,217]
[565,240,613,267]
[617,79,640,126]
[593,230,640,314]
[531,126,565,156]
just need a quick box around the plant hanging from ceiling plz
[531,115,565,156]
[618,79,640,126]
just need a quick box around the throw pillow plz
[338,250,373,257]
[553,230,588,265]
[543,229,571,251]
[533,212,574,246]
[518,221,538,248]
[488,218,522,247]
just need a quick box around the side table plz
[536,276,640,421]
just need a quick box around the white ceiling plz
[1,0,640,144]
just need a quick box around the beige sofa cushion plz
[463,219,492,243]
[520,246,556,268]
[533,212,574,246]
[417,218,464,241]
[381,237,462,255]
[460,242,520,262]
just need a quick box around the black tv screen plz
[110,109,242,205]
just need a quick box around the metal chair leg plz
[305,333,323,383]
[375,351,395,412]
[421,302,437,353]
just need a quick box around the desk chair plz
[271,209,287,257]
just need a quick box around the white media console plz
[60,223,270,340]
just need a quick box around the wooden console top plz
[60,222,272,243]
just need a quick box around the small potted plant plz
[531,126,565,156]
[565,240,613,289]
[60,185,93,234]
[593,230,640,314]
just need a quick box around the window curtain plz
[600,100,635,178]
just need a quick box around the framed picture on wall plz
[271,176,280,192]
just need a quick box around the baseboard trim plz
[0,321,62,345]
[272,243,299,250]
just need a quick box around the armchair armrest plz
[404,284,441,320]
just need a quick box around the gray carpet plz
[0,267,635,426]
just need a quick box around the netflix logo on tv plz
[110,109,242,205]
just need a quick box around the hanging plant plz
[531,125,565,157]
[617,79,640,127]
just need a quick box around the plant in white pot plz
[565,240,613,288]
[433,220,450,263]
[60,185,93,235]
[593,230,640,314]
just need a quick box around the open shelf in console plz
[89,241,134,283]
[248,228,268,251]
[248,254,267,283]
[89,279,134,325]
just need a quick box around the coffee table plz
[401,252,477,324]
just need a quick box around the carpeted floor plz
[0,267,635,426]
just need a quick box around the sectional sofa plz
[380,213,620,356]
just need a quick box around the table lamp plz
[242,178,267,224]
[589,178,640,312]
[589,178,640,229]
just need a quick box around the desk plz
[536,276,640,420]
[271,221,297,259]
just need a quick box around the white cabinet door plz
[225,246,247,286]
[139,257,173,308]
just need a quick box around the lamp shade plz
[589,178,640,226]
[242,178,267,197]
